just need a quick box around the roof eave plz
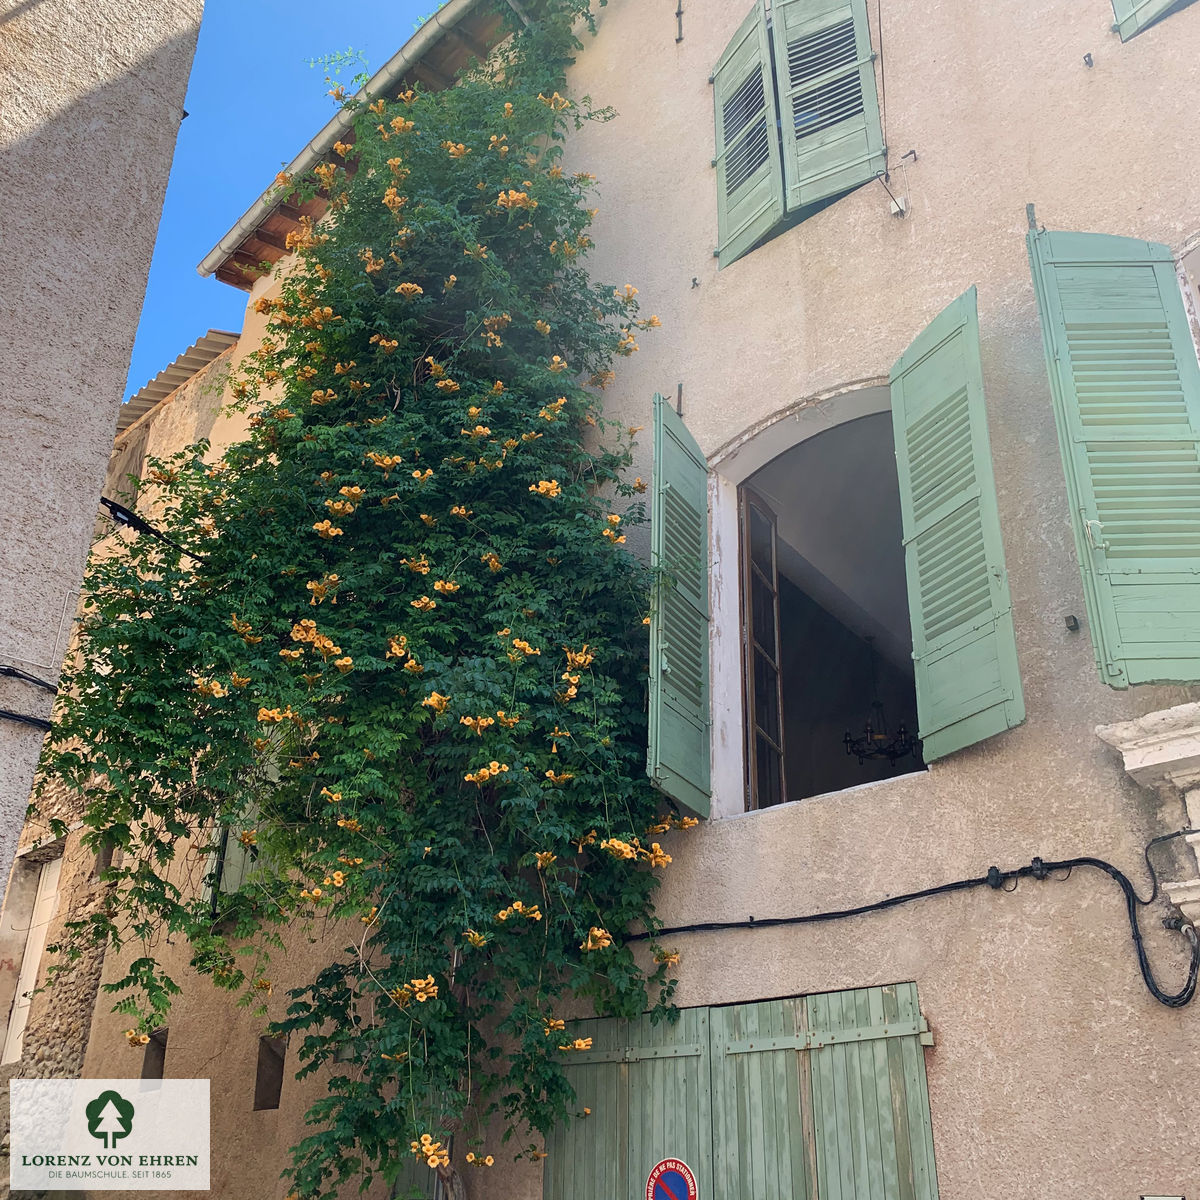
[196,0,499,286]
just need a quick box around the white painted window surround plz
[1096,703,1200,921]
[2,854,62,1064]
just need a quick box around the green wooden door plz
[806,984,938,1200]
[648,393,711,816]
[710,998,814,1200]
[890,287,1025,761]
[544,1008,714,1199]
[547,987,938,1200]
[1027,229,1200,687]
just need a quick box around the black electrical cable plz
[0,664,58,693]
[631,830,1200,1009]
[0,708,53,732]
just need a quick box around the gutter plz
[196,0,488,279]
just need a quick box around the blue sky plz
[124,0,433,400]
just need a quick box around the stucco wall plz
[0,0,203,900]
[555,1,1200,1196]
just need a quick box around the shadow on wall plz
[0,7,202,905]
[0,0,50,28]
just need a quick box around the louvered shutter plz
[771,0,886,213]
[890,287,1025,762]
[201,813,261,905]
[217,826,254,893]
[806,984,939,1200]
[391,1155,437,1200]
[648,393,711,817]
[1027,229,1200,687]
[709,998,813,1200]
[713,1,785,267]
[543,1009,713,1200]
[1110,0,1192,40]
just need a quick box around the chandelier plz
[842,637,918,766]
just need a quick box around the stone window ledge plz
[1096,702,1200,921]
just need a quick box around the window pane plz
[749,504,774,572]
[756,734,783,807]
[750,572,776,652]
[753,651,780,737]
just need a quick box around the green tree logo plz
[85,1090,134,1149]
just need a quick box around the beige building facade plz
[0,0,203,897]
[6,0,1200,1197]
[551,1,1200,1195]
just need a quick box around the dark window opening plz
[141,1028,168,1079]
[253,1035,287,1110]
[742,413,925,807]
[92,843,122,880]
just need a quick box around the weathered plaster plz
[0,0,203,899]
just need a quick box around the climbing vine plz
[38,3,695,1197]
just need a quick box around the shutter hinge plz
[711,158,717,167]
[708,73,715,84]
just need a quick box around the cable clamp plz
[1030,857,1048,880]
[986,866,1002,889]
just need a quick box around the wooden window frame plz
[739,487,788,809]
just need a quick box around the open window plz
[647,289,1025,813]
[740,416,924,806]
[202,806,265,912]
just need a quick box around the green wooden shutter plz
[772,0,886,214]
[217,826,254,893]
[543,1008,713,1200]
[1110,0,1193,40]
[709,998,813,1200]
[648,393,711,817]
[201,812,261,905]
[391,1155,438,1200]
[713,1,785,267]
[806,984,938,1200]
[890,287,1025,762]
[1027,229,1200,687]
